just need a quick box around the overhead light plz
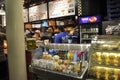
[0,4,5,15]
[0,9,5,15]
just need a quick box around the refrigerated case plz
[30,43,91,80]
[79,15,102,44]
[89,35,120,80]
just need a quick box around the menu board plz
[29,3,48,21]
[23,9,28,22]
[49,0,75,18]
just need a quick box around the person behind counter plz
[33,29,41,40]
[54,26,68,43]
[25,28,34,38]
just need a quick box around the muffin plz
[108,75,115,80]
[57,59,63,65]
[109,53,116,65]
[53,55,60,62]
[47,54,52,60]
[94,52,102,64]
[108,69,115,75]
[64,60,69,65]
[100,68,106,74]
[117,54,120,66]
[99,74,106,80]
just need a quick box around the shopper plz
[54,26,68,43]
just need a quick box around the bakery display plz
[32,53,83,75]
[30,43,90,79]
[89,35,120,80]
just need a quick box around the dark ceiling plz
[0,0,5,5]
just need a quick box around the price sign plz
[26,38,36,50]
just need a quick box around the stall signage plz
[79,16,101,24]
[29,3,48,21]
[49,0,75,18]
[26,39,36,50]
[23,9,28,22]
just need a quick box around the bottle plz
[67,51,70,60]
[73,51,78,62]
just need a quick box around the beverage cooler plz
[78,15,102,44]
[29,43,91,80]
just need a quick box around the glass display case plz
[30,43,91,80]
[89,35,120,80]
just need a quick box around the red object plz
[77,51,83,58]
[89,16,97,22]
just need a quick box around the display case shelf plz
[30,61,88,80]
[90,64,120,69]
[81,32,98,34]
[82,38,92,40]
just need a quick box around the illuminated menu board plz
[23,9,28,22]
[29,3,48,21]
[49,0,75,18]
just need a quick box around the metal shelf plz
[82,38,92,40]
[30,62,88,80]
[90,61,120,69]
[81,32,98,34]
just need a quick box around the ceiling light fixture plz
[0,4,5,15]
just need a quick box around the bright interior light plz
[0,4,5,15]
[0,9,5,15]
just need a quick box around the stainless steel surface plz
[30,61,88,79]
[45,43,91,52]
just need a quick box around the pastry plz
[47,54,52,60]
[57,59,63,65]
[101,53,107,59]
[60,64,66,70]
[53,55,60,62]
[117,54,120,64]
[99,74,106,80]
[108,75,115,80]
[100,68,106,74]
[64,60,69,65]
[42,54,47,59]
[108,69,115,75]
[109,53,116,60]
